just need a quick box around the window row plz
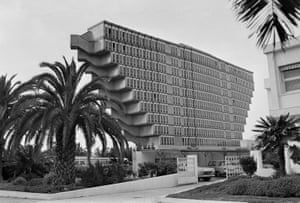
[230,75,253,89]
[192,90,223,104]
[113,54,167,73]
[127,79,167,93]
[232,107,247,117]
[231,99,249,110]
[232,92,251,103]
[233,124,244,132]
[133,90,168,103]
[228,65,253,82]
[172,98,223,112]
[231,83,253,97]
[104,25,166,52]
[233,115,246,124]
[180,128,222,138]
[186,81,222,95]
[140,102,168,114]
[147,114,169,125]
[160,136,174,145]
[154,125,169,134]
[178,118,224,129]
[120,66,167,82]
[105,40,166,62]
[181,137,240,147]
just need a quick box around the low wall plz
[0,174,178,200]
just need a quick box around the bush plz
[12,176,27,185]
[79,161,127,187]
[225,175,300,197]
[226,179,249,195]
[138,161,177,177]
[43,172,56,185]
[27,178,44,186]
[156,161,177,176]
[239,156,257,176]
[138,162,157,177]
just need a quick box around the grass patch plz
[168,176,300,203]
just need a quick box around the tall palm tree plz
[7,58,127,185]
[231,0,300,49]
[253,113,300,176]
[0,75,26,181]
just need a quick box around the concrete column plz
[284,146,293,175]
[250,150,263,171]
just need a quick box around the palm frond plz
[231,0,300,48]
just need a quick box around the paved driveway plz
[0,178,224,203]
[38,178,224,203]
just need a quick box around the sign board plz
[177,155,198,185]
[225,155,245,178]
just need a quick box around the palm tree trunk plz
[54,128,76,185]
[0,137,5,182]
[278,145,286,176]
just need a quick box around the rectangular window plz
[282,67,300,92]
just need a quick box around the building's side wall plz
[264,40,300,117]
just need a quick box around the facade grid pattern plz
[71,21,254,150]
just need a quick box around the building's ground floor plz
[132,148,249,174]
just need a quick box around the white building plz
[264,37,300,116]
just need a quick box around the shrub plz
[43,172,56,185]
[105,162,127,184]
[12,176,27,185]
[79,162,105,187]
[239,156,257,176]
[138,161,177,177]
[138,162,157,177]
[2,162,17,181]
[27,178,44,186]
[156,161,177,176]
[266,176,300,197]
[225,175,300,197]
[79,161,127,187]
[226,179,249,195]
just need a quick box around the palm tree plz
[7,58,127,185]
[231,0,300,49]
[253,113,300,176]
[0,75,26,181]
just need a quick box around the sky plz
[1,0,299,143]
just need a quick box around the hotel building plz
[71,21,254,163]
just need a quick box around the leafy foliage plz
[12,176,27,185]
[263,150,280,170]
[0,75,30,181]
[6,58,127,184]
[138,162,157,177]
[14,145,49,180]
[253,113,300,176]
[138,161,177,177]
[226,175,300,197]
[239,156,257,176]
[231,0,300,49]
[78,161,127,187]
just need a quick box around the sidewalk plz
[0,178,246,203]
[37,179,231,203]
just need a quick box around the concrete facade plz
[71,21,254,153]
[264,37,300,117]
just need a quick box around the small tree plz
[240,156,257,177]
